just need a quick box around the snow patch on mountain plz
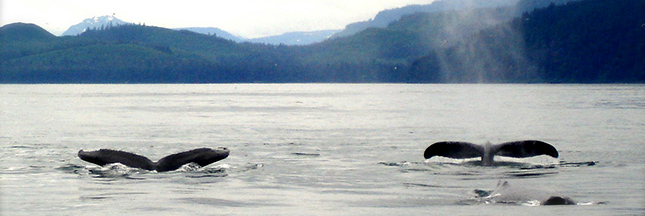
[62,14,129,36]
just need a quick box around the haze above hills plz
[57,0,534,45]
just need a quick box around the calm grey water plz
[1,84,644,215]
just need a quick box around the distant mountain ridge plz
[174,27,244,42]
[56,0,526,45]
[174,27,340,45]
[330,0,520,39]
[330,0,581,39]
[49,0,582,44]
[173,0,522,44]
[63,16,338,45]
[246,30,341,45]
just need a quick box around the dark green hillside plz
[0,24,296,83]
[0,23,55,42]
[1,0,643,83]
[308,6,519,61]
[331,0,520,39]
[297,6,520,82]
[0,23,60,62]
[1,43,222,83]
[519,0,645,82]
[78,25,245,60]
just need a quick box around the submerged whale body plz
[424,140,558,166]
[78,147,229,172]
[476,181,576,206]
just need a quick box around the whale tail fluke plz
[78,147,229,172]
[424,141,484,159]
[494,140,559,158]
[78,149,156,171]
[155,147,229,172]
[423,140,559,165]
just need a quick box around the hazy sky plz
[1,0,437,38]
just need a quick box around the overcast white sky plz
[1,0,437,38]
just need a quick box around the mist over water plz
[406,0,583,83]
[432,3,526,82]
[2,84,644,215]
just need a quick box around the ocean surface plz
[1,84,643,215]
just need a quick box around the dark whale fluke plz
[424,140,558,166]
[78,147,229,172]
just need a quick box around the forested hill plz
[1,0,643,83]
[0,23,55,42]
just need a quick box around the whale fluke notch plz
[424,140,558,166]
[78,147,229,172]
